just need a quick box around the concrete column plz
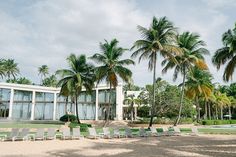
[53,92,57,120]
[8,88,14,119]
[30,91,36,120]
[116,84,124,120]
[95,89,99,120]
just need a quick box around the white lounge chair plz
[102,127,112,139]
[62,128,72,140]
[150,127,161,137]
[113,128,124,138]
[125,128,133,138]
[3,128,20,141]
[162,127,173,136]
[72,127,84,140]
[190,127,199,136]
[32,128,45,141]
[87,128,100,139]
[173,127,181,136]
[46,128,57,140]
[19,128,30,141]
[139,127,148,137]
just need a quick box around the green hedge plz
[69,123,92,132]
[202,120,236,125]
[59,114,77,122]
[133,117,193,125]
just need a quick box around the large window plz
[98,90,116,120]
[34,92,54,120]
[77,91,96,120]
[56,95,75,120]
[12,90,32,119]
[0,88,10,118]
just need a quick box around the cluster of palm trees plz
[0,59,20,80]
[1,16,235,126]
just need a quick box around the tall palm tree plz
[56,54,95,124]
[90,39,134,125]
[214,91,231,120]
[3,59,20,79]
[131,16,181,127]
[38,65,49,85]
[162,32,209,125]
[212,23,236,81]
[123,94,140,122]
[185,67,213,122]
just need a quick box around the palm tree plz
[0,59,5,79]
[214,91,231,120]
[131,16,181,127]
[7,77,32,85]
[42,74,57,87]
[162,32,209,125]
[185,67,213,122]
[123,94,140,122]
[212,23,236,81]
[56,54,95,124]
[38,65,49,85]
[2,59,20,79]
[90,39,134,125]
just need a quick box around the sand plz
[0,135,236,157]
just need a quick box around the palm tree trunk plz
[149,56,156,128]
[208,103,211,120]
[204,101,208,119]
[175,70,186,126]
[75,93,81,124]
[220,105,223,120]
[131,101,134,122]
[196,97,200,123]
[216,106,218,120]
[229,106,231,120]
[105,83,112,126]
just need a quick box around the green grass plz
[0,123,62,128]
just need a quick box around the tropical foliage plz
[56,54,95,124]
[91,39,134,125]
[212,23,236,81]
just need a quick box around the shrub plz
[59,114,77,122]
[202,120,233,125]
[69,123,92,132]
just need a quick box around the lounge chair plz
[45,128,57,140]
[113,128,124,138]
[3,128,20,141]
[102,127,112,138]
[62,128,72,140]
[19,128,30,141]
[87,128,100,139]
[125,128,133,138]
[150,127,161,137]
[173,127,181,136]
[190,127,199,136]
[32,128,45,141]
[139,127,148,137]
[162,127,173,136]
[72,127,84,140]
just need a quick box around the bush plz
[202,120,235,125]
[69,123,92,132]
[59,114,77,122]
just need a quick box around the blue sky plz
[0,0,236,86]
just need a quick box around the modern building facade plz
[0,82,124,121]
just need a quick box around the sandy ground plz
[0,135,236,157]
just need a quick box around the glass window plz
[0,88,11,101]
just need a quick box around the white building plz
[0,82,124,121]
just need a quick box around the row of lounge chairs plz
[0,126,199,142]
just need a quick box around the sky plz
[0,0,236,87]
